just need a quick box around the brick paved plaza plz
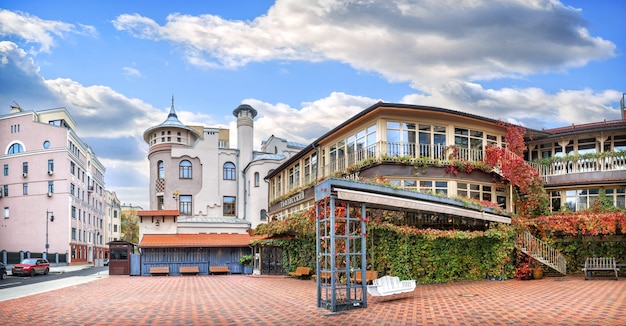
[1,274,625,325]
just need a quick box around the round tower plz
[233,104,257,171]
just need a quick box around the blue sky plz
[1,0,624,209]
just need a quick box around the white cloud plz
[225,92,378,149]
[123,66,142,78]
[112,0,615,86]
[401,81,622,129]
[0,9,95,54]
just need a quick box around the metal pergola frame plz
[314,178,510,312]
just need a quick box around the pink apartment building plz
[0,105,107,265]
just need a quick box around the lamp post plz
[46,210,54,259]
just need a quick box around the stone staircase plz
[516,229,567,275]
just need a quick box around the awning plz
[335,188,511,224]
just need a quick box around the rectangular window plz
[72,206,76,218]
[419,180,433,193]
[457,183,491,201]
[4,207,9,219]
[48,159,54,172]
[435,181,448,195]
[403,180,417,190]
[23,183,28,195]
[179,195,192,215]
[386,121,416,157]
[311,153,318,181]
[72,228,76,240]
[3,164,7,176]
[157,196,164,210]
[70,161,75,174]
[223,196,236,216]
[23,162,28,174]
[3,185,8,197]
[48,181,54,194]
[550,191,561,212]
[454,128,484,161]
[616,188,625,208]
[71,183,75,196]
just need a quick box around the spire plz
[143,97,202,143]
[168,95,177,118]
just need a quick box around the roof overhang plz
[335,188,510,224]
[315,178,511,224]
[139,233,265,248]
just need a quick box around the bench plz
[367,275,416,296]
[583,257,619,280]
[209,265,230,275]
[312,271,331,281]
[288,266,311,279]
[149,266,170,276]
[352,270,378,284]
[179,266,200,275]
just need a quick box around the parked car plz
[11,258,50,277]
[0,262,6,280]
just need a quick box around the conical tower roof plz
[143,96,201,143]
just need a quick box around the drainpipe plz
[235,149,241,219]
[241,167,247,221]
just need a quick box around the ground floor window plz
[551,187,625,212]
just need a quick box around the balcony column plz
[596,135,609,171]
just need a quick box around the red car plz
[11,258,50,277]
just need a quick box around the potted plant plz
[240,254,253,274]
[532,261,544,279]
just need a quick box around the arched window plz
[254,172,260,187]
[179,160,192,179]
[8,143,24,154]
[158,161,164,179]
[223,162,236,180]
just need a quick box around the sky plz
[1,0,624,210]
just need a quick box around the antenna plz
[10,101,23,112]
[620,93,626,120]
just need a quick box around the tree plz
[121,212,139,244]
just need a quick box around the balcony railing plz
[529,152,626,180]
[321,141,484,177]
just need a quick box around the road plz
[0,266,109,302]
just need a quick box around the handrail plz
[516,229,567,275]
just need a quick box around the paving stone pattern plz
[1,275,626,325]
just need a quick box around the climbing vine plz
[484,123,549,218]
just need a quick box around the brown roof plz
[139,233,265,248]
[137,210,179,217]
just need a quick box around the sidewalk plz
[1,274,626,325]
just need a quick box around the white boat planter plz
[367,275,416,296]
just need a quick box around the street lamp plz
[46,210,54,259]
